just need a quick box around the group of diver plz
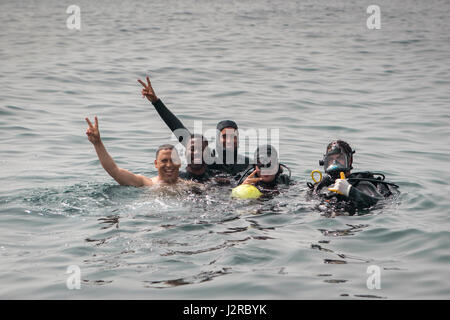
[85,76,399,215]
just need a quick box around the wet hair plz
[217,120,238,132]
[156,144,176,158]
[326,140,354,162]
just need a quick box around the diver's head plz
[320,140,354,179]
[186,134,209,171]
[217,120,238,151]
[154,144,181,183]
[254,144,280,183]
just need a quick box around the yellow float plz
[231,184,262,199]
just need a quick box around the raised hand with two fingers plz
[242,169,263,185]
[85,116,101,145]
[138,76,158,103]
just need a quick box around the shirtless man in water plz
[85,116,188,187]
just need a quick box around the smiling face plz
[154,148,181,183]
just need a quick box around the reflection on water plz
[1,166,445,299]
[98,215,120,229]
[143,268,232,289]
[82,279,114,286]
[318,224,369,237]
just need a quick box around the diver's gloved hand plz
[328,179,352,197]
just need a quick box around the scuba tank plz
[307,170,399,191]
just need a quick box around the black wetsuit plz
[257,173,292,199]
[255,172,291,189]
[151,99,252,178]
[179,168,214,183]
[309,171,399,215]
[236,166,292,199]
[208,152,252,181]
[152,99,190,145]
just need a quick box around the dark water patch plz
[354,294,387,299]
[162,237,252,257]
[82,279,113,286]
[361,227,425,243]
[252,235,275,240]
[324,279,347,283]
[293,67,320,72]
[390,39,422,45]
[2,105,25,112]
[217,227,248,235]
[1,125,32,132]
[210,90,247,98]
[312,243,372,264]
[311,244,333,252]
[318,224,369,237]
[98,215,120,229]
[301,125,360,133]
[324,259,347,264]
[143,268,231,289]
[85,236,114,247]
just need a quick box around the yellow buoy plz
[231,184,262,199]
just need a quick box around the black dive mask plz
[319,145,353,178]
[255,145,279,176]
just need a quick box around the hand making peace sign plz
[138,76,158,103]
[85,116,101,145]
[242,169,263,185]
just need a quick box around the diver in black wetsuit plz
[179,134,215,183]
[238,144,292,195]
[138,76,251,182]
[308,140,399,215]
[207,120,251,179]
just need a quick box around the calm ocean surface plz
[0,0,449,299]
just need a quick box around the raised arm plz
[85,116,152,187]
[138,76,191,146]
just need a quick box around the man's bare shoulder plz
[134,174,155,186]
